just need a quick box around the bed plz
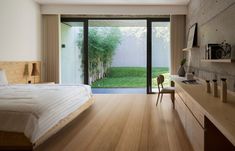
[0,84,94,150]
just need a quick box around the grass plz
[91,67,170,88]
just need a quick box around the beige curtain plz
[42,15,60,83]
[170,15,186,75]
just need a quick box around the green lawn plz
[91,67,170,88]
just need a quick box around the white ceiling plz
[35,0,190,5]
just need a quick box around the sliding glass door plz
[60,18,170,93]
[147,19,170,93]
[60,20,87,84]
[88,20,147,91]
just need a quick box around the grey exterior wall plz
[111,28,147,67]
[112,25,170,68]
[186,0,235,91]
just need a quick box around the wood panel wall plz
[43,15,60,83]
[170,15,186,75]
[0,61,41,84]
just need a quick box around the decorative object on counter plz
[206,80,211,93]
[186,73,194,80]
[205,41,232,60]
[212,79,218,97]
[178,58,186,77]
[220,78,227,103]
[31,63,39,84]
[186,23,197,48]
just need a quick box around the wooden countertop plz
[171,76,235,146]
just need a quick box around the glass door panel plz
[88,20,147,92]
[151,21,170,93]
[60,21,85,84]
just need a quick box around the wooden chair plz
[156,75,175,108]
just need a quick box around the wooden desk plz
[171,76,235,151]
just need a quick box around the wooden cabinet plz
[185,105,204,151]
[188,96,205,127]
[175,84,205,151]
[175,93,186,128]
[172,76,235,150]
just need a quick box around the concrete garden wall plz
[111,25,170,68]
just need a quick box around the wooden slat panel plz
[170,15,186,75]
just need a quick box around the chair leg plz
[160,93,163,103]
[156,92,160,106]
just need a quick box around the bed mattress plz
[0,84,93,146]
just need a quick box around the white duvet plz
[0,84,92,146]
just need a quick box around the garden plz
[77,24,170,88]
[92,67,170,88]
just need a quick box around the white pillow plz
[0,69,8,85]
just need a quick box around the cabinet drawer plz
[176,92,205,151]
[190,98,205,128]
[186,108,204,151]
[175,85,192,111]
[176,85,205,127]
[183,92,205,128]
[175,85,187,104]
[175,94,186,128]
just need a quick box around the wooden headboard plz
[0,61,41,84]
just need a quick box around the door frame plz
[61,17,170,93]
[147,18,170,94]
[61,18,89,84]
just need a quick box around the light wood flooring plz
[36,94,193,151]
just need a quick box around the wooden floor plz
[36,94,193,151]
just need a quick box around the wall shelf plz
[201,59,234,63]
[182,47,200,51]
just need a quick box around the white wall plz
[0,0,42,61]
[41,4,187,15]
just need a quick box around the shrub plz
[78,27,121,84]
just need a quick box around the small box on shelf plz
[203,42,234,63]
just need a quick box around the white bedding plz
[0,84,92,146]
